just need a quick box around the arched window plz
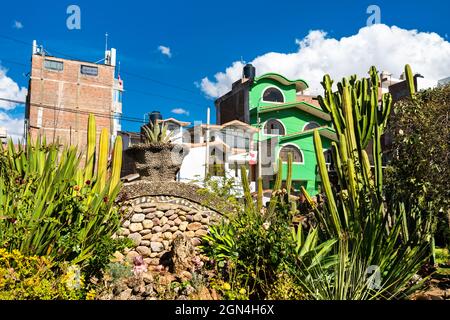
[279,145,304,163]
[303,121,321,131]
[264,119,285,135]
[262,87,284,103]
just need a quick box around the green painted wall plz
[247,78,334,195]
[249,78,297,111]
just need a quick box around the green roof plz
[254,73,309,92]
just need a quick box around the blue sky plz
[0,0,449,135]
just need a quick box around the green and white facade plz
[215,66,337,195]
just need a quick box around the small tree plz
[385,82,450,252]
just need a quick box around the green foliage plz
[0,249,84,300]
[296,66,433,299]
[0,114,126,274]
[142,121,174,145]
[385,82,450,249]
[195,174,242,213]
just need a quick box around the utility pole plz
[204,107,211,178]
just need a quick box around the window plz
[113,90,122,103]
[44,59,63,71]
[80,65,98,76]
[264,119,285,135]
[303,121,321,131]
[279,145,303,163]
[262,87,284,103]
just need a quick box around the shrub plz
[0,249,84,300]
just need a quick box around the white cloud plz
[0,65,27,142]
[0,67,27,110]
[0,112,24,142]
[13,20,23,29]
[158,45,172,58]
[171,108,189,116]
[200,24,450,97]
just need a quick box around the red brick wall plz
[26,55,115,151]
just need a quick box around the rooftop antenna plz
[105,32,109,52]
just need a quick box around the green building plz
[215,64,337,195]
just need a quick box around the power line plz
[0,97,147,124]
[0,55,206,107]
[0,34,203,97]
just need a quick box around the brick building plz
[25,41,123,151]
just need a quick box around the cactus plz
[96,128,109,192]
[257,176,263,213]
[85,114,96,181]
[405,64,416,99]
[109,135,123,196]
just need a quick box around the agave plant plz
[142,121,174,145]
[0,114,123,267]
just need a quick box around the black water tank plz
[243,64,256,80]
[149,111,162,125]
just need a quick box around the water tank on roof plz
[243,64,256,80]
[149,111,162,125]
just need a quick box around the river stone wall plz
[118,195,222,269]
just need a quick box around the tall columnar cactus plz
[85,114,96,181]
[109,135,123,196]
[96,128,109,192]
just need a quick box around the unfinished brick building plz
[25,41,123,151]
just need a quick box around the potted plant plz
[125,122,187,181]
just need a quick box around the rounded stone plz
[139,229,151,235]
[174,230,183,237]
[126,250,140,262]
[169,214,178,221]
[123,220,131,228]
[186,215,194,222]
[129,223,143,232]
[142,233,153,240]
[193,213,203,222]
[174,218,182,225]
[185,231,195,238]
[118,228,130,236]
[179,222,189,231]
[163,232,173,240]
[169,226,178,232]
[178,211,187,216]
[162,240,170,249]
[145,213,156,219]
[165,209,175,217]
[137,246,152,257]
[161,224,170,232]
[152,226,162,233]
[128,233,142,246]
[160,216,168,225]
[142,207,157,213]
[155,211,164,218]
[143,220,154,229]
[187,222,202,231]
[152,218,160,225]
[191,238,202,246]
[167,220,175,226]
[179,216,187,221]
[140,240,151,246]
[201,217,210,224]
[195,229,208,237]
[150,253,158,258]
[131,213,146,223]
[133,206,143,213]
[150,242,164,252]
[148,258,160,266]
